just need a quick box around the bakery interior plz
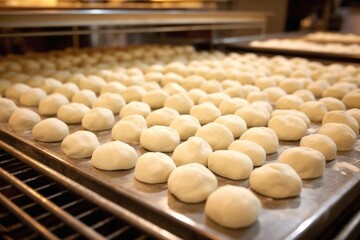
[0,0,359,239]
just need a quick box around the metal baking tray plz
[1,121,359,240]
[220,32,360,63]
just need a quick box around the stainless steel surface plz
[1,123,359,240]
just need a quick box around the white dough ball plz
[319,97,346,111]
[200,80,223,93]
[187,89,207,104]
[208,150,253,180]
[271,109,310,127]
[122,86,147,103]
[163,82,186,95]
[112,114,147,144]
[214,115,247,138]
[38,93,70,116]
[246,91,269,103]
[39,78,62,94]
[268,114,307,141]
[279,78,304,94]
[92,93,125,114]
[249,162,302,198]
[82,107,115,131]
[79,75,106,94]
[32,118,69,142]
[57,103,90,124]
[141,89,169,110]
[182,75,206,90]
[195,122,234,150]
[190,103,221,125]
[228,140,266,166]
[235,105,270,127]
[342,90,360,109]
[119,101,151,118]
[168,163,218,203]
[140,126,180,152]
[5,83,31,101]
[262,87,287,104]
[293,89,316,102]
[100,82,126,95]
[198,92,230,107]
[322,110,359,134]
[169,115,201,140]
[61,130,100,158]
[318,123,356,151]
[218,98,249,115]
[19,88,47,107]
[240,127,279,154]
[299,101,328,123]
[322,85,349,99]
[146,107,179,127]
[172,136,212,166]
[278,147,325,179]
[134,152,176,184]
[91,141,138,170]
[164,92,194,114]
[347,108,360,127]
[71,89,97,108]
[0,98,18,122]
[8,108,41,131]
[300,134,336,161]
[54,82,79,100]
[276,95,304,110]
[205,185,261,228]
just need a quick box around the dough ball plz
[190,103,221,125]
[146,107,179,127]
[119,101,151,118]
[200,80,223,93]
[134,152,176,184]
[141,89,169,109]
[249,162,302,198]
[92,93,125,114]
[255,76,276,90]
[172,136,212,166]
[54,82,79,100]
[8,108,41,131]
[322,85,349,99]
[182,75,206,90]
[38,93,70,116]
[214,115,247,138]
[100,82,126,95]
[198,92,230,107]
[0,98,18,122]
[278,147,325,179]
[187,89,207,104]
[32,118,69,142]
[346,108,360,127]
[228,140,266,166]
[140,126,180,152]
[300,134,336,161]
[91,141,137,170]
[262,87,287,104]
[306,80,329,98]
[276,94,304,110]
[293,89,316,102]
[219,98,249,115]
[164,92,194,114]
[82,107,115,131]
[122,86,147,103]
[205,185,261,228]
[79,75,106,94]
[5,83,31,101]
[144,71,163,84]
[246,91,269,103]
[0,79,12,96]
[240,127,279,154]
[71,89,97,108]
[112,115,147,144]
[322,110,359,134]
[279,78,304,94]
[268,114,307,141]
[319,97,346,111]
[208,150,253,180]
[235,105,270,127]
[161,72,184,86]
[271,109,310,127]
[19,88,47,107]
[168,163,218,203]
[39,78,62,94]
[342,90,360,109]
[299,101,327,123]
[170,115,201,140]
[57,103,90,124]
[195,122,234,150]
[318,123,356,151]
[61,130,100,158]
[234,72,256,85]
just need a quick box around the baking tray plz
[1,121,359,240]
[221,32,360,63]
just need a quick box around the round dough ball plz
[38,93,70,116]
[278,147,325,179]
[195,122,234,150]
[161,72,184,86]
[190,103,221,125]
[347,108,360,127]
[182,75,206,90]
[170,115,201,140]
[112,115,147,144]
[163,82,186,95]
[5,83,31,101]
[205,185,261,228]
[208,150,253,180]
[141,89,169,109]
[122,86,147,103]
[187,89,207,104]
[164,92,194,114]
[318,123,356,151]
[218,98,249,115]
[214,115,247,138]
[300,134,336,161]
[71,89,97,108]
[268,114,307,141]
[200,80,223,93]
[79,75,106,94]
[262,87,287,104]
[279,78,304,94]
[255,76,276,90]
[134,152,176,184]
[140,126,180,152]
[19,88,47,107]
[32,118,69,142]
[240,127,279,154]
[82,107,115,131]
[119,101,151,118]
[39,78,62,94]
[57,103,90,124]
[91,141,137,170]
[228,140,266,166]
[251,101,273,113]
[299,101,328,123]
[246,91,269,103]
[168,163,218,203]
[235,105,270,127]
[172,136,212,166]
[271,109,310,127]
[293,89,316,102]
[0,98,17,122]
[319,97,346,111]
[54,82,79,100]
[249,162,302,198]
[100,82,126,95]
[61,130,100,158]
[198,92,230,107]
[322,110,359,134]
[144,71,163,84]
[8,108,41,131]
[146,107,179,127]
[322,85,349,99]
[92,93,125,114]
[342,90,360,109]
[306,80,329,98]
[276,95,304,110]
